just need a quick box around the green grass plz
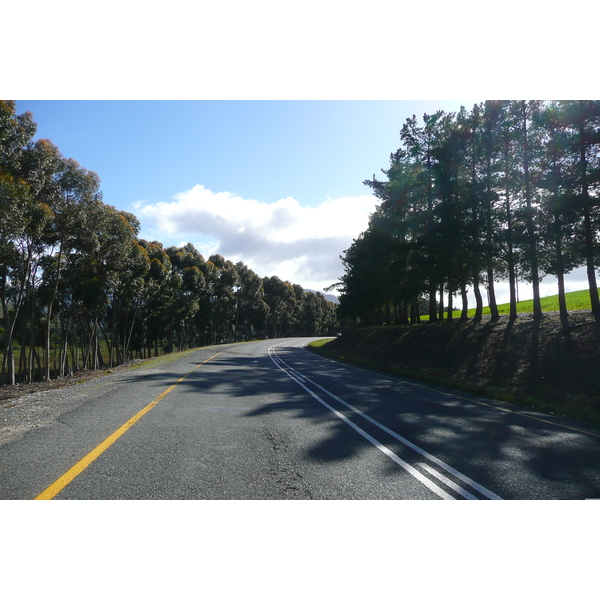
[428,287,599,320]
[308,338,336,349]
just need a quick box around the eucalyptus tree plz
[299,291,320,336]
[319,293,339,334]
[0,113,58,383]
[234,261,269,340]
[263,275,296,337]
[104,217,149,364]
[0,174,32,383]
[207,254,239,344]
[137,240,179,357]
[41,157,102,377]
[0,102,34,383]
[289,284,306,335]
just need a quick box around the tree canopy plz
[337,100,600,327]
[0,101,339,385]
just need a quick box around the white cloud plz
[137,184,377,292]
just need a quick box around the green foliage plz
[338,100,600,326]
[0,103,339,384]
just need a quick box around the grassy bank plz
[310,298,600,426]
[439,287,600,320]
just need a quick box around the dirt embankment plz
[318,311,600,424]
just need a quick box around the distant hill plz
[304,289,340,304]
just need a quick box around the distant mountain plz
[304,289,340,304]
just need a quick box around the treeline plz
[336,101,600,327]
[0,101,338,385]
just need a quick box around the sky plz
[13,99,476,294]
[6,1,597,305]
[13,99,594,305]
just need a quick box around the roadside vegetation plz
[331,101,600,329]
[424,287,600,320]
[310,289,600,426]
[317,100,600,424]
[0,101,338,386]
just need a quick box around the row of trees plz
[335,100,600,326]
[0,101,338,385]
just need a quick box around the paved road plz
[1,337,599,499]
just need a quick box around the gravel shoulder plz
[0,350,206,448]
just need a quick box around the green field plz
[442,287,598,319]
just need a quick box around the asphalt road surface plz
[1,337,599,500]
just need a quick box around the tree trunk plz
[557,270,568,324]
[460,283,469,321]
[583,207,600,320]
[447,287,454,320]
[472,270,483,322]
[410,298,419,325]
[504,145,518,322]
[577,120,600,321]
[45,239,64,381]
[2,251,32,385]
[487,266,500,321]
[428,282,438,322]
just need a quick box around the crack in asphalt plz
[264,428,313,499]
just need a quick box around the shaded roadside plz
[312,311,600,426]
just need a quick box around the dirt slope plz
[318,311,600,425]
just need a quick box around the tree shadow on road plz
[117,344,600,499]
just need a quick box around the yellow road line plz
[35,352,223,500]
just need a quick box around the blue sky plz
[14,100,481,294]
[7,0,595,302]
[16,100,476,207]
[13,98,595,301]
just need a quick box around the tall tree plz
[479,101,505,322]
[514,101,544,319]
[0,101,38,384]
[562,101,600,321]
[536,102,580,323]
[400,111,451,321]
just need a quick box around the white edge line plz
[419,463,478,500]
[269,346,454,500]
[273,343,503,500]
[293,348,503,500]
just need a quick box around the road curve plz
[1,337,599,499]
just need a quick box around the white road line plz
[284,367,454,499]
[270,344,503,500]
[270,346,456,499]
[419,463,478,500]
[281,350,502,500]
